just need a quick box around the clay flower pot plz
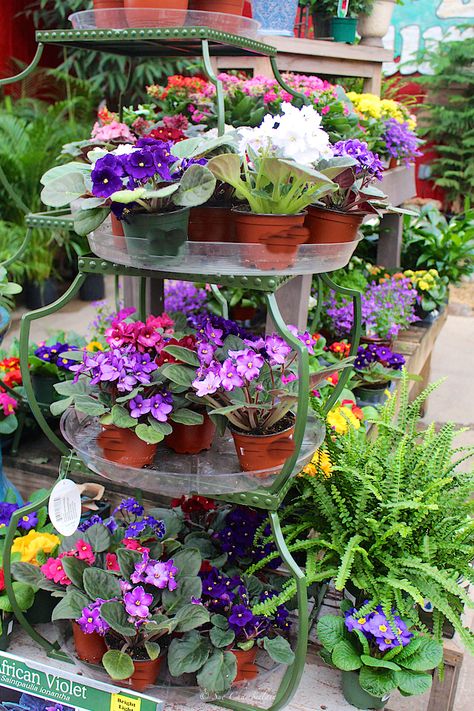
[188,206,234,243]
[230,305,257,322]
[125,657,162,692]
[110,214,126,251]
[190,0,244,15]
[72,623,107,665]
[232,209,309,270]
[98,425,157,468]
[93,0,125,28]
[124,0,188,26]
[305,205,363,244]
[232,647,258,684]
[165,414,216,454]
[231,421,295,476]
[360,334,394,349]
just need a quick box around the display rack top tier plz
[35,25,276,58]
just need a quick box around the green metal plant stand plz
[0,27,362,711]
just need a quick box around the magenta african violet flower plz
[77,602,109,636]
[144,560,178,591]
[124,585,153,618]
[235,349,265,381]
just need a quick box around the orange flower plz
[326,372,339,386]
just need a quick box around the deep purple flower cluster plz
[189,314,252,342]
[78,513,118,534]
[78,498,166,540]
[383,119,422,165]
[333,139,384,181]
[354,344,405,371]
[325,277,418,339]
[35,342,79,371]
[124,516,166,539]
[345,605,413,652]
[215,506,280,568]
[77,599,110,636]
[0,501,38,531]
[164,280,209,317]
[199,567,290,641]
[129,390,173,422]
[73,347,158,394]
[90,139,176,199]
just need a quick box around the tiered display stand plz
[0,24,362,711]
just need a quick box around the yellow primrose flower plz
[300,448,333,478]
[428,269,439,277]
[327,406,361,435]
[418,280,429,290]
[12,531,60,564]
[86,341,104,352]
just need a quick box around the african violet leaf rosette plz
[51,313,178,468]
[317,604,443,707]
[206,103,353,270]
[346,343,407,406]
[306,138,414,244]
[160,325,349,475]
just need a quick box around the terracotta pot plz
[360,334,394,349]
[125,657,162,692]
[124,0,188,26]
[305,206,363,244]
[188,206,234,243]
[232,209,309,270]
[110,214,126,251]
[388,157,398,170]
[231,422,295,476]
[72,623,107,665]
[98,425,157,468]
[232,647,258,684]
[230,305,257,322]
[93,0,125,27]
[165,414,216,454]
[190,0,244,15]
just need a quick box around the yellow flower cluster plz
[404,269,440,291]
[11,531,60,564]
[86,341,104,352]
[347,92,416,130]
[300,448,332,478]
[327,405,361,435]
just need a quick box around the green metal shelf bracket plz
[317,273,362,415]
[0,44,44,87]
[3,461,69,658]
[19,272,88,454]
[210,284,228,319]
[202,39,225,137]
[270,57,310,106]
[0,227,32,269]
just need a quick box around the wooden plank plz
[427,646,463,711]
[259,35,393,63]
[380,164,416,207]
[377,212,404,268]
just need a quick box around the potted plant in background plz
[22,231,58,310]
[207,103,350,269]
[317,606,443,708]
[404,269,449,323]
[358,0,396,47]
[189,0,244,15]
[348,342,407,406]
[29,333,85,407]
[0,266,21,345]
[252,0,299,37]
[310,0,374,44]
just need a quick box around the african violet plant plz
[317,605,443,700]
[248,375,474,655]
[348,343,406,389]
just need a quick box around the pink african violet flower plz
[281,373,298,385]
[91,120,135,142]
[123,538,150,554]
[124,585,153,618]
[75,539,95,565]
[0,393,17,417]
[41,555,71,586]
[106,553,120,572]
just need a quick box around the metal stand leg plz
[0,44,44,87]
[211,285,229,319]
[202,39,225,136]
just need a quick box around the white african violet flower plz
[112,144,139,156]
[237,102,333,166]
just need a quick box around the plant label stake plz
[338,0,349,17]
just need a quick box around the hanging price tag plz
[48,479,82,536]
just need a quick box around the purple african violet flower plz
[164,280,208,316]
[220,359,244,391]
[77,603,109,635]
[150,393,173,421]
[229,605,254,628]
[0,502,19,527]
[265,335,291,365]
[383,118,422,165]
[91,154,124,198]
[197,341,215,365]
[235,349,264,381]
[144,559,178,591]
[333,139,384,181]
[125,520,147,538]
[131,551,150,584]
[114,497,144,516]
[193,371,222,397]
[204,322,224,346]
[129,395,152,419]
[126,150,157,180]
[124,586,153,618]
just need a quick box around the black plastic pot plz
[24,279,58,309]
[25,589,57,625]
[0,613,14,651]
[79,274,105,302]
[354,383,390,407]
[31,374,60,407]
[123,209,190,259]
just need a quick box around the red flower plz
[3,369,22,388]
[171,495,216,514]
[326,372,339,386]
[106,553,120,572]
[0,568,5,592]
[200,560,213,574]
[149,127,186,143]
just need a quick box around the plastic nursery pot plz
[388,157,398,170]
[0,614,14,652]
[231,420,295,476]
[72,622,107,665]
[98,425,157,468]
[353,384,390,407]
[190,0,244,15]
[122,208,190,260]
[188,206,235,243]
[110,214,127,251]
[123,657,162,693]
[252,0,299,37]
[230,305,257,322]
[305,205,363,244]
[124,0,188,26]
[93,0,125,28]
[164,413,216,455]
[341,670,389,710]
[24,279,58,310]
[232,209,309,270]
[359,334,394,349]
[79,274,105,302]
[25,589,58,625]
[312,11,331,38]
[232,647,258,684]
[330,17,357,44]
[31,374,60,407]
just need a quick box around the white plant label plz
[48,479,82,536]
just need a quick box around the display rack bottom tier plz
[60,409,325,497]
